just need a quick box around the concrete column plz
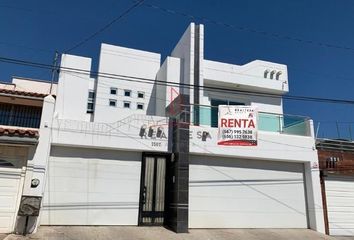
[165,94,190,233]
[15,95,55,234]
[304,161,326,234]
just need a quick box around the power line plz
[65,0,145,53]
[1,55,354,105]
[142,2,354,53]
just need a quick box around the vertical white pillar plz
[304,161,326,233]
[18,95,55,233]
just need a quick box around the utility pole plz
[50,51,59,94]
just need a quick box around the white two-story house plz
[2,23,324,234]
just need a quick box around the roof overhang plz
[0,135,38,145]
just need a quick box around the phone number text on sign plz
[218,106,258,146]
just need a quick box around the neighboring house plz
[2,23,325,234]
[0,78,54,233]
[317,139,354,236]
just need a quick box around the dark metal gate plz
[139,154,167,225]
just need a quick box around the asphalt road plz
[3,227,354,240]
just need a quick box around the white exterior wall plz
[55,54,94,122]
[21,96,55,198]
[50,115,169,153]
[189,125,317,162]
[12,78,57,95]
[171,23,195,97]
[203,59,288,94]
[155,57,181,116]
[41,147,141,225]
[93,44,161,122]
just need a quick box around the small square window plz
[124,90,131,97]
[124,101,131,108]
[87,103,94,113]
[138,92,144,98]
[88,91,95,99]
[137,103,144,110]
[109,99,116,107]
[110,88,117,95]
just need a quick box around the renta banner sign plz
[218,105,258,146]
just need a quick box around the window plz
[110,87,117,95]
[210,99,245,127]
[124,90,131,97]
[137,103,144,110]
[138,92,144,98]
[87,103,94,113]
[88,91,95,99]
[0,103,42,128]
[109,99,116,107]
[87,90,95,113]
[124,101,131,108]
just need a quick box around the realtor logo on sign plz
[218,105,258,146]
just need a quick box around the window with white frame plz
[124,89,131,97]
[87,90,95,113]
[110,87,117,95]
[123,101,131,109]
[138,91,144,98]
[137,103,144,110]
[109,99,117,107]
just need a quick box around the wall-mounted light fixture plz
[264,69,270,78]
[276,71,282,80]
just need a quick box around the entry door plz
[139,155,167,225]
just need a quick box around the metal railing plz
[53,114,169,136]
[171,104,312,137]
[315,122,354,141]
[0,103,42,128]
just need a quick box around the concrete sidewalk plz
[4,226,353,240]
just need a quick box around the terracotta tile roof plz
[0,126,39,138]
[0,88,49,98]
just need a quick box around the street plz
[3,227,354,240]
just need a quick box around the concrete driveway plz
[3,226,354,240]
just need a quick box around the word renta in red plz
[220,118,256,129]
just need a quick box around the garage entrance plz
[0,146,27,233]
[324,175,354,236]
[189,156,308,228]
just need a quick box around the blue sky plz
[0,0,353,139]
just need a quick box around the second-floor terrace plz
[174,104,313,137]
[0,87,48,129]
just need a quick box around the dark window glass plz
[87,90,95,113]
[137,103,144,110]
[109,100,116,107]
[124,90,131,97]
[110,88,117,95]
[210,99,245,127]
[87,103,94,113]
[124,102,130,108]
[138,92,144,98]
[88,91,95,99]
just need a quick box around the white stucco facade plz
[6,22,325,234]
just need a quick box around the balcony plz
[175,105,312,137]
[0,103,42,129]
